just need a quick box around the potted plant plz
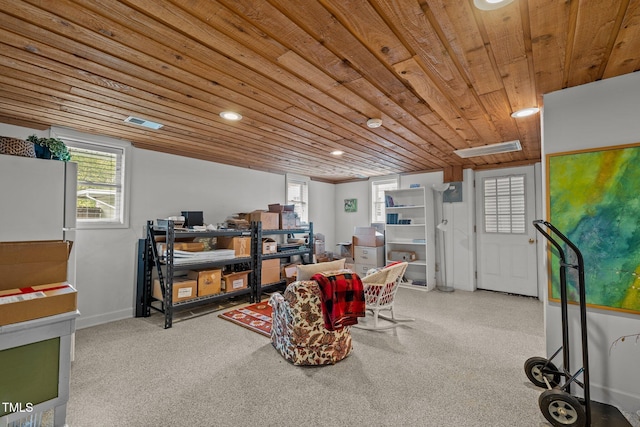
[27,134,71,162]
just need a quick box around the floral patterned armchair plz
[269,280,353,365]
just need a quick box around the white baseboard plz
[75,309,133,329]
[589,382,640,415]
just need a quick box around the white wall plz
[543,71,640,412]
[0,123,335,329]
[309,180,336,251]
[334,171,476,292]
[3,118,528,344]
[334,180,369,250]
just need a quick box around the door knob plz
[529,238,535,244]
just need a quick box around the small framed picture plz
[344,198,358,213]
[444,182,463,203]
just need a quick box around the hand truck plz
[524,220,631,427]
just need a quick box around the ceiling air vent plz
[453,140,521,158]
[124,116,163,130]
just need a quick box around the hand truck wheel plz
[524,356,561,388]
[538,389,586,427]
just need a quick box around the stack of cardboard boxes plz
[267,204,298,229]
[153,204,308,301]
[0,240,78,424]
[0,240,77,326]
[152,267,251,302]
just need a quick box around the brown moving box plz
[157,242,205,253]
[280,212,297,229]
[153,277,197,302]
[261,259,281,285]
[0,283,77,327]
[389,250,417,262]
[262,238,277,254]
[246,210,279,230]
[187,269,222,297]
[0,240,77,326]
[0,240,71,288]
[268,204,294,213]
[216,236,251,257]
[352,226,384,247]
[281,263,300,284]
[222,271,249,292]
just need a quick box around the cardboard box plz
[262,238,277,254]
[216,236,251,257]
[187,269,222,297]
[280,211,297,229]
[246,210,279,230]
[389,250,417,262]
[222,271,249,291]
[352,226,384,247]
[0,240,76,326]
[281,263,299,285]
[261,259,281,285]
[0,240,71,288]
[153,277,197,302]
[157,242,205,253]
[268,203,294,213]
[0,283,77,327]
[316,254,331,263]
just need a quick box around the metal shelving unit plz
[137,220,314,328]
[253,221,313,302]
[139,220,255,329]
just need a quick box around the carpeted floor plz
[64,288,637,427]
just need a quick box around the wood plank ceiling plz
[1,0,639,182]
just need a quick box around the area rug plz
[218,301,272,337]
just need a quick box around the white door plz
[475,166,538,297]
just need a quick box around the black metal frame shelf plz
[137,219,315,328]
[253,221,314,302]
[139,220,256,329]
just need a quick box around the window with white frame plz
[483,175,526,234]
[370,175,399,223]
[286,174,309,224]
[52,127,130,228]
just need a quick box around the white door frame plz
[474,164,542,298]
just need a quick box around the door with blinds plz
[475,166,538,297]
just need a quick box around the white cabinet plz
[353,245,385,276]
[384,187,435,290]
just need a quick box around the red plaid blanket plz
[312,271,365,331]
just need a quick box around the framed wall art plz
[547,143,640,315]
[443,181,463,203]
[344,198,357,213]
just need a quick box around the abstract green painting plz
[548,144,640,314]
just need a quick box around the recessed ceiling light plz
[473,0,515,11]
[366,118,383,128]
[331,150,344,156]
[511,107,540,118]
[219,111,242,121]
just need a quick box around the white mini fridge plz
[0,153,78,427]
[0,154,77,285]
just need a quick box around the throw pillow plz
[296,258,346,281]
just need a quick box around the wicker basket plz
[0,136,36,158]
